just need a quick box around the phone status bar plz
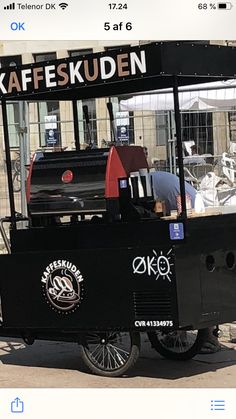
[0,0,236,40]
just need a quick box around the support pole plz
[72,100,80,151]
[19,101,27,217]
[1,100,16,229]
[83,105,94,146]
[107,101,117,143]
[173,76,187,219]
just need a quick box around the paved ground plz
[0,332,235,388]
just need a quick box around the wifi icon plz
[59,2,68,9]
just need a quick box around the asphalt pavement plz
[0,333,235,388]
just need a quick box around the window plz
[0,55,22,68]
[34,52,57,63]
[0,56,22,148]
[105,47,132,144]
[181,112,213,154]
[128,111,134,144]
[68,49,97,146]
[104,45,130,51]
[156,112,169,146]
[229,109,236,142]
[6,103,20,148]
[33,52,61,147]
[69,49,93,57]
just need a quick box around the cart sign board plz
[0,45,152,99]
[45,129,59,147]
[1,43,236,100]
[44,115,59,146]
[116,111,129,144]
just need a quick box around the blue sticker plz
[119,179,128,189]
[169,223,184,240]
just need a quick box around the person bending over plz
[151,170,197,214]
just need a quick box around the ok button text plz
[10,22,25,31]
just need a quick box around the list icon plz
[211,400,226,411]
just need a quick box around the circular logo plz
[41,260,84,313]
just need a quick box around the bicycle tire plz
[80,331,140,377]
[148,328,205,361]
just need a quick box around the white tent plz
[120,80,236,112]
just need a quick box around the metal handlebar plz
[0,214,29,254]
[0,217,11,254]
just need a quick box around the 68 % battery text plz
[198,3,217,9]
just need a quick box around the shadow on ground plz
[0,335,235,381]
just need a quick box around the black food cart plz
[0,42,236,376]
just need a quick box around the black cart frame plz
[0,42,236,376]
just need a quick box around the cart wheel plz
[80,331,140,377]
[147,329,205,361]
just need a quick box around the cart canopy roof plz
[1,42,236,101]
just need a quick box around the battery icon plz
[218,2,233,8]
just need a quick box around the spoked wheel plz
[148,329,205,360]
[80,331,140,377]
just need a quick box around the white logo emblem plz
[132,249,174,282]
[41,260,84,313]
